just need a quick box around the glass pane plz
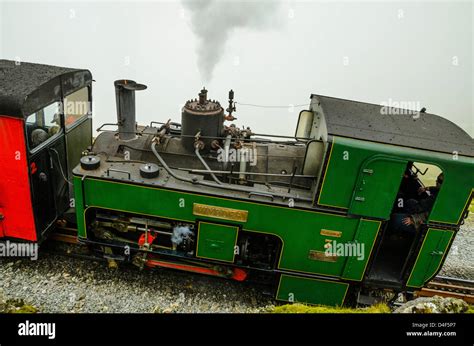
[64,87,90,129]
[26,101,61,150]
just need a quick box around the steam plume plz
[182,0,281,82]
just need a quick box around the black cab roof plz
[0,60,92,117]
[311,94,474,157]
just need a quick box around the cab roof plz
[311,94,474,157]
[0,59,92,117]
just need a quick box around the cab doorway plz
[366,162,443,286]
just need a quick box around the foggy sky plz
[0,0,473,137]
[182,0,281,82]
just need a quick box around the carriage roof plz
[0,59,92,118]
[312,94,474,157]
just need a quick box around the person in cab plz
[391,172,444,233]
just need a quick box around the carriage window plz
[412,162,443,188]
[26,102,62,151]
[64,87,90,130]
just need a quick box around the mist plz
[0,1,472,137]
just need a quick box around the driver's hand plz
[402,217,414,226]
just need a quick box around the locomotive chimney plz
[198,87,208,105]
[114,79,147,141]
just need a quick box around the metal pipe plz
[114,80,147,141]
[239,159,246,184]
[134,226,172,236]
[251,132,312,141]
[97,128,302,145]
[195,147,223,185]
[223,135,232,170]
[288,166,297,193]
[151,143,312,202]
[183,169,315,178]
[151,142,195,184]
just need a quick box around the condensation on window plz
[64,87,90,129]
[26,102,61,150]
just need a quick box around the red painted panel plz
[0,116,37,241]
[0,207,4,237]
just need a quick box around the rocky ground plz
[393,296,469,313]
[438,215,474,280]
[0,215,471,313]
[0,245,272,313]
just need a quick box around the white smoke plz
[171,225,194,246]
[182,0,281,82]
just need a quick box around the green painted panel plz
[318,137,474,224]
[406,228,454,288]
[341,219,380,281]
[73,176,380,279]
[276,274,348,306]
[73,177,85,237]
[348,156,406,220]
[65,118,92,182]
[318,139,367,209]
[196,222,238,262]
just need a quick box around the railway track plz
[49,225,474,305]
[415,276,474,304]
[49,225,79,244]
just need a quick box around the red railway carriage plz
[0,60,93,242]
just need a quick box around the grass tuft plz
[266,303,390,314]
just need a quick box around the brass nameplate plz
[308,250,338,262]
[320,229,342,238]
[193,203,248,223]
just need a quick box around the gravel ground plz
[439,215,474,280]
[0,215,471,313]
[0,247,272,313]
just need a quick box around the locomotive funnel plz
[114,79,147,141]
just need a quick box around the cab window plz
[64,87,90,130]
[26,101,62,151]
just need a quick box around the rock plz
[161,302,180,313]
[394,296,468,313]
[0,291,38,313]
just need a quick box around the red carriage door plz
[0,116,37,241]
